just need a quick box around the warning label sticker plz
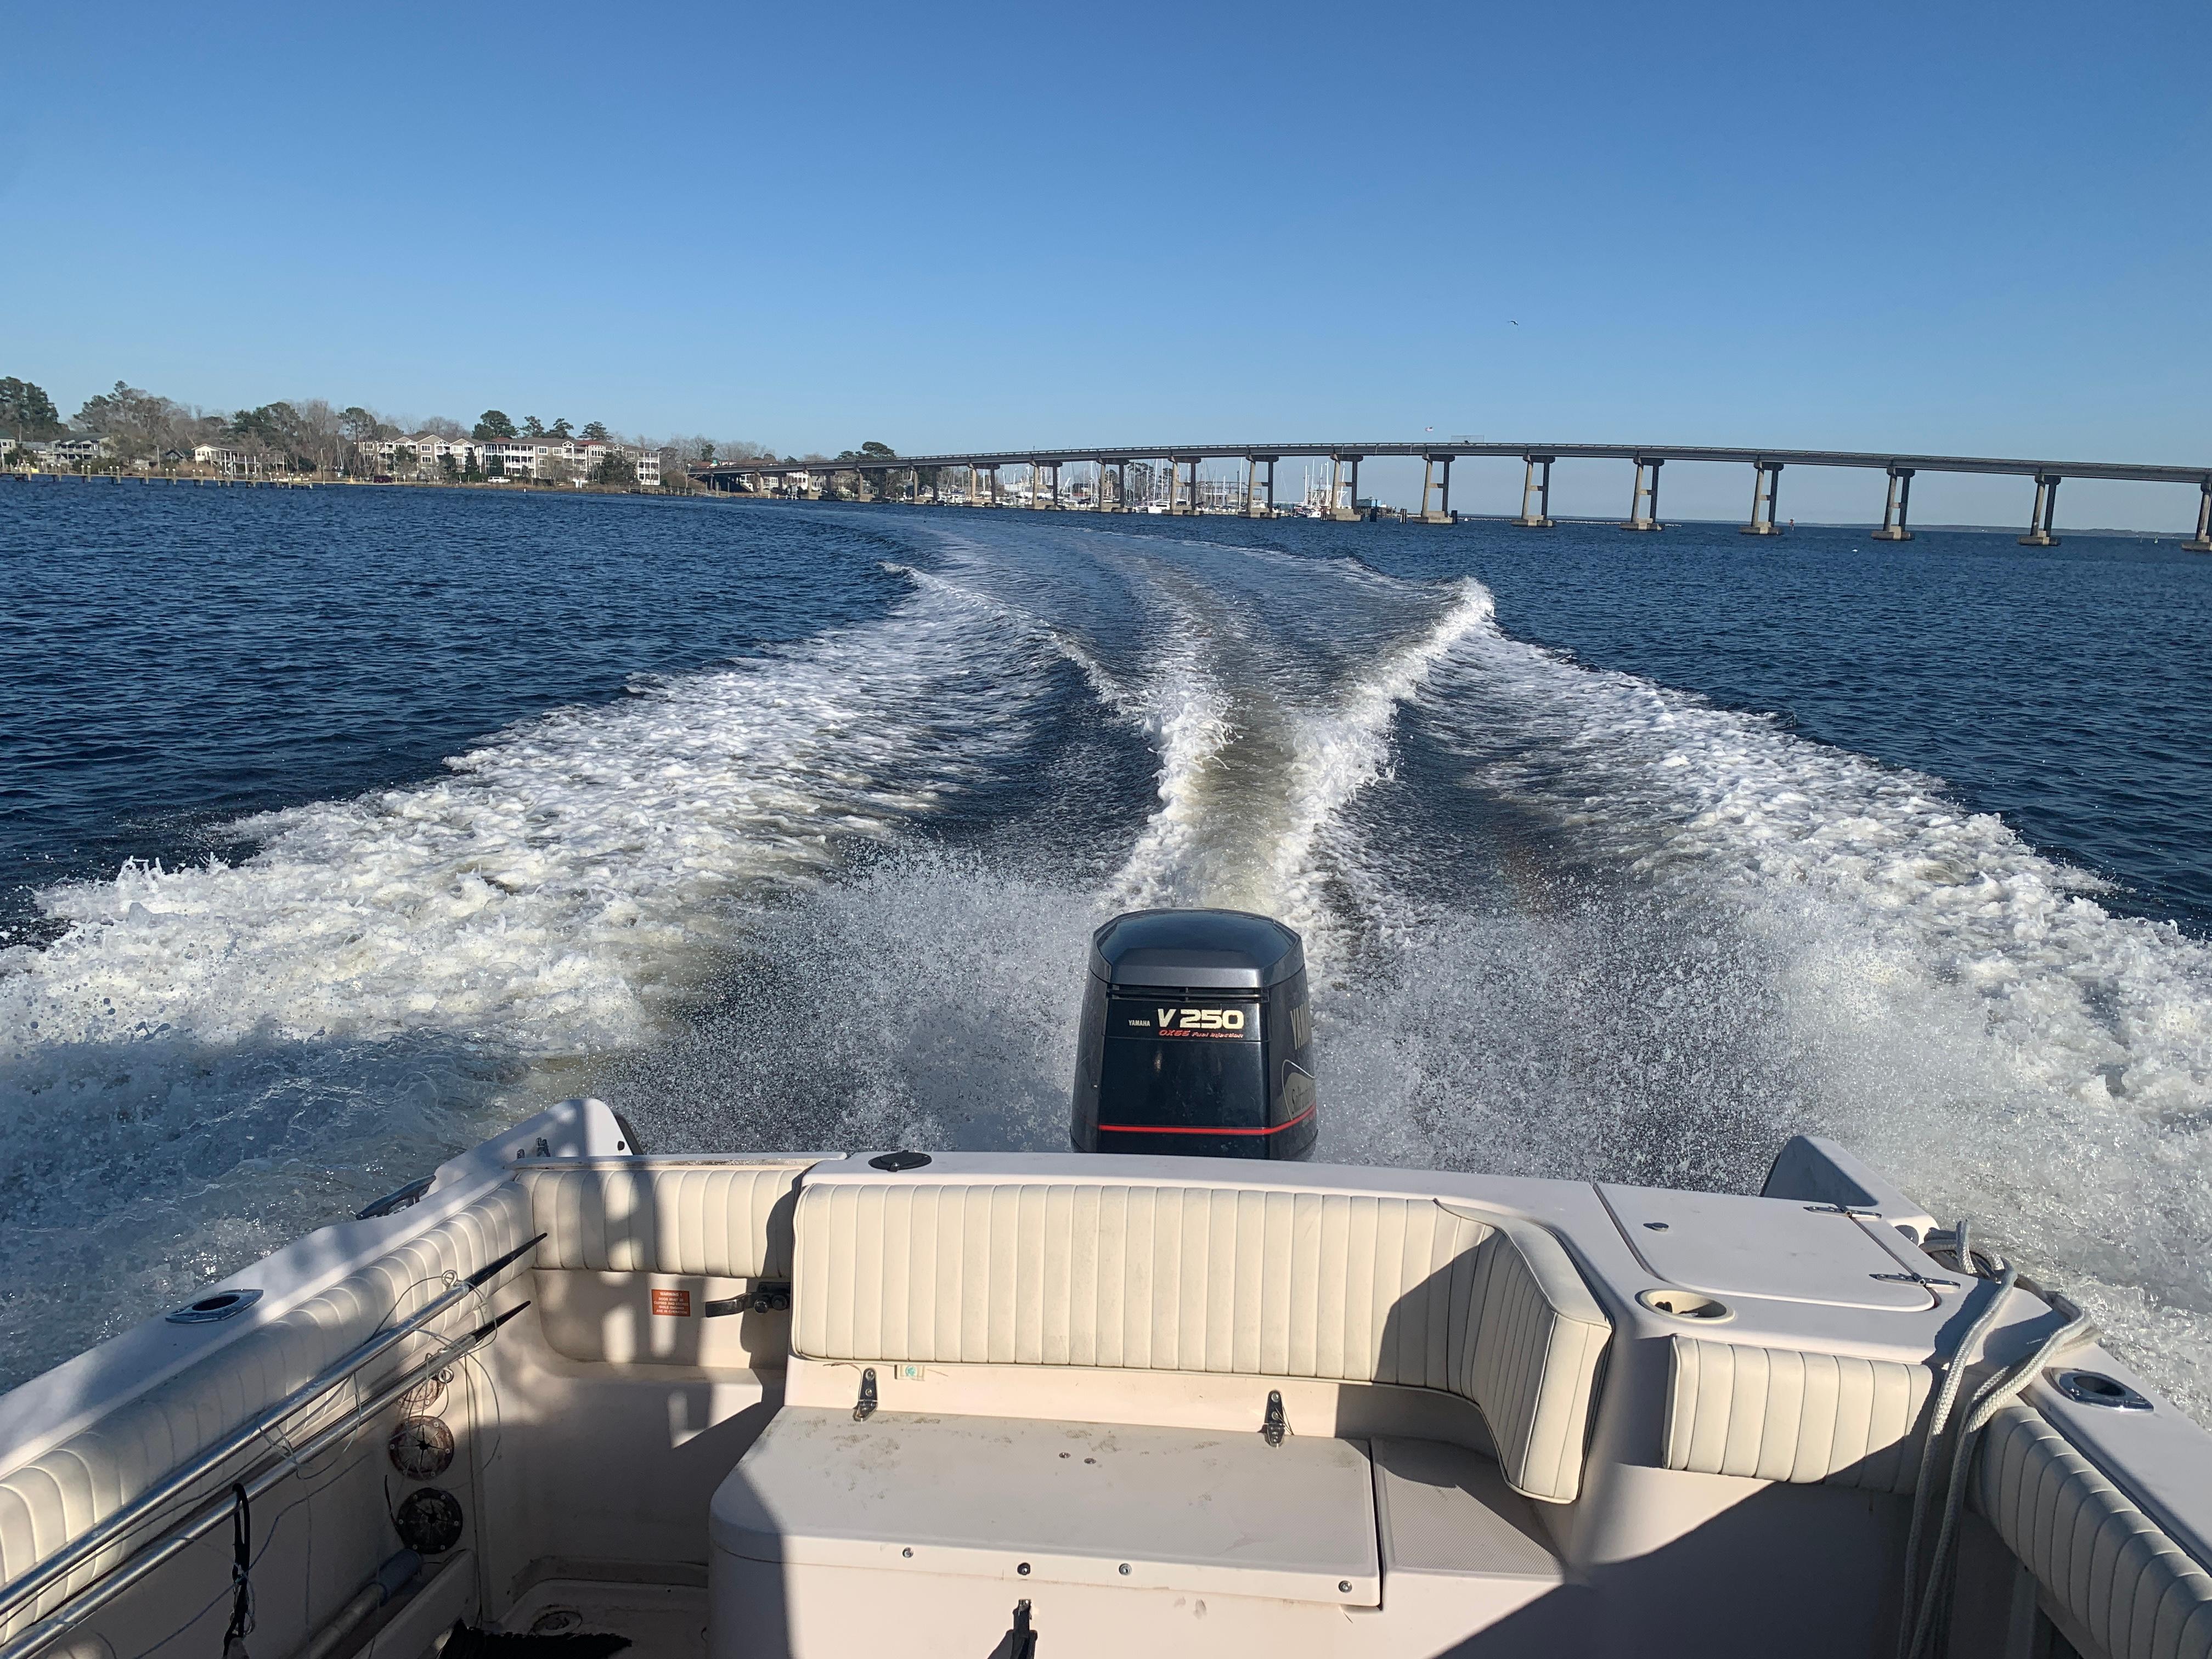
[650,1288,692,1318]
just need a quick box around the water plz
[3,485,2208,1421]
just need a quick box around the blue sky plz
[4,1,2207,526]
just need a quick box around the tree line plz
[0,374,814,485]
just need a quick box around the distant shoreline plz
[2,470,684,500]
[2,470,2194,539]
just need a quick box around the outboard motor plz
[1071,909,1318,1160]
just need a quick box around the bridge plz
[692,440,2212,549]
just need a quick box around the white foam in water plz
[2,572,1046,1056]
[1338,586,2212,1417]
[1101,575,1496,962]
[0,565,1065,1386]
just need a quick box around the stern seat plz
[708,1167,1611,1657]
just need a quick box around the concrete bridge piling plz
[1513,455,1556,527]
[1872,468,1915,541]
[1623,458,1664,531]
[1418,455,1454,524]
[2021,474,2062,547]
[2188,483,2212,553]
[1742,462,1783,535]
[1171,456,1201,515]
[1329,454,1363,520]
[1245,455,1278,518]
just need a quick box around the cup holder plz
[166,1288,262,1324]
[1638,1288,1734,1323]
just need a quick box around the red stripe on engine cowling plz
[1096,1105,1317,1138]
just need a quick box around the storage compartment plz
[707,1409,1590,1657]
[712,1407,1379,1605]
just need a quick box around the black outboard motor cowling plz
[1071,909,1318,1160]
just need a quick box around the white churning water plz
[4,519,2207,1420]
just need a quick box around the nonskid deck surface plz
[3,1101,2210,1659]
[500,1582,707,1659]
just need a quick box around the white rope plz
[1895,1221,2097,1659]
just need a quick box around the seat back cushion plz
[518,1158,813,1279]
[1662,1338,1934,1493]
[1977,1404,2212,1659]
[791,1177,1612,1503]
[1465,1223,1611,1503]
[0,1184,533,1631]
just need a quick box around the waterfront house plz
[41,436,115,467]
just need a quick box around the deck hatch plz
[1600,1186,1939,1311]
[711,1407,1381,1605]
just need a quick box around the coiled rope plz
[1895,1220,2096,1659]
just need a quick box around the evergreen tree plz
[0,377,64,440]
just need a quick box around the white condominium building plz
[357,436,488,478]
[360,435,659,485]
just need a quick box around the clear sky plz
[4,1,2207,527]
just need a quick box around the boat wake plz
[4,511,2208,1421]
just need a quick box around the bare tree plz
[72,382,193,464]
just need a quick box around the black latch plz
[1004,1599,1037,1659]
[854,1367,879,1421]
[1261,1390,1286,1447]
[702,1282,793,1317]
[870,1150,932,1172]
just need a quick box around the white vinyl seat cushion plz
[1976,1404,2212,1659]
[1662,1337,1936,1493]
[789,1177,1610,1503]
[517,1158,814,1279]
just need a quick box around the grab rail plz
[0,1299,532,1659]
[0,1230,543,1632]
[356,1175,435,1220]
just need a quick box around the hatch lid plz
[1600,1186,1943,1311]
[712,1407,1379,1605]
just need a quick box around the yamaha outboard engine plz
[1071,909,1317,1160]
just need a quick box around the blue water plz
[1373,522,2212,936]
[2,484,910,936]
[3,482,2209,1418]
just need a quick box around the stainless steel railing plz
[0,1228,543,1644]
